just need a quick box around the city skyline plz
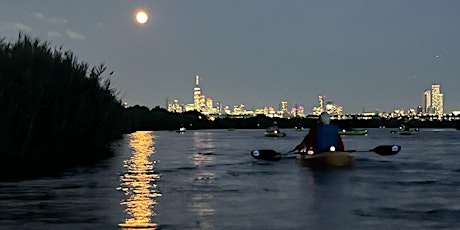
[168,74,448,116]
[1,1,460,113]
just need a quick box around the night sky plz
[2,0,460,113]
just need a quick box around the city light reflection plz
[190,132,216,228]
[118,131,161,229]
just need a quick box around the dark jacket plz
[295,124,344,153]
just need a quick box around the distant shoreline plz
[124,106,460,132]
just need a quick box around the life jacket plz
[314,124,339,153]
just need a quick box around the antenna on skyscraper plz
[195,73,200,86]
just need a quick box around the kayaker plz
[293,112,344,154]
[271,121,280,132]
[403,124,410,131]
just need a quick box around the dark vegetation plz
[0,34,127,179]
[1,34,459,180]
[124,105,460,130]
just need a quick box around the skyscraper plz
[280,101,289,118]
[193,74,205,111]
[312,95,324,115]
[423,89,431,114]
[423,84,443,115]
[431,84,443,115]
[280,101,288,112]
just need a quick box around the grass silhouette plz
[0,34,126,178]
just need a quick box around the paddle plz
[250,149,282,161]
[347,145,401,156]
[251,145,401,160]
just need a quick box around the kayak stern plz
[296,151,354,169]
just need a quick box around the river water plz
[0,128,459,229]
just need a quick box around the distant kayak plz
[296,151,354,169]
[391,128,416,135]
[398,130,415,135]
[176,127,186,133]
[338,129,368,136]
[265,125,286,137]
[264,130,286,137]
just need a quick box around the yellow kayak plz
[296,151,354,168]
[251,145,400,167]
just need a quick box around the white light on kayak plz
[392,145,398,152]
[330,146,336,151]
[252,150,260,157]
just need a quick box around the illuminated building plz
[224,105,231,114]
[290,105,305,117]
[193,74,203,111]
[312,95,324,115]
[297,105,305,117]
[206,97,213,109]
[167,98,183,113]
[416,105,423,115]
[267,106,276,117]
[280,101,290,118]
[423,84,443,115]
[224,104,254,117]
[325,101,343,116]
[431,84,443,115]
[280,101,288,113]
[185,103,195,111]
[254,107,266,115]
[290,107,297,117]
[423,89,431,114]
[187,73,220,115]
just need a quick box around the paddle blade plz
[251,149,281,161]
[370,145,401,156]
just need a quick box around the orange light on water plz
[118,131,161,229]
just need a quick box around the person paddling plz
[271,121,280,132]
[293,112,344,154]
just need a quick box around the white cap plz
[319,112,330,125]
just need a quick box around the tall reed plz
[0,34,126,172]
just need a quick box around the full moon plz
[135,10,148,24]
